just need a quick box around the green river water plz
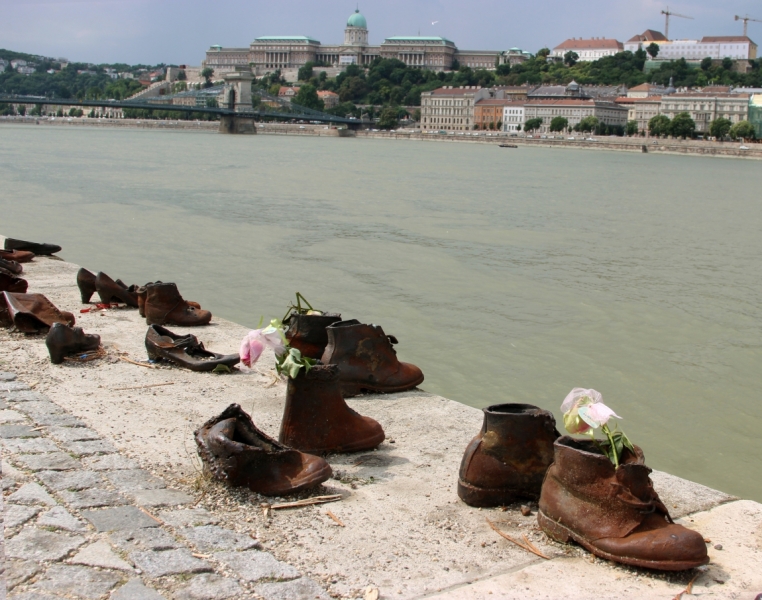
[1,124,761,501]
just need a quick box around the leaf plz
[276,348,317,379]
[212,364,232,374]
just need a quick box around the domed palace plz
[204,8,527,76]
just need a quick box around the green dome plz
[347,9,367,28]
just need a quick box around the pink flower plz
[579,402,621,429]
[240,321,287,368]
[561,387,621,435]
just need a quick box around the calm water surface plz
[2,124,761,500]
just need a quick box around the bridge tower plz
[219,67,257,134]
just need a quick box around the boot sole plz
[457,478,535,507]
[537,509,709,571]
[341,374,425,398]
[294,430,386,455]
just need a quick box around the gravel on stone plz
[0,437,59,454]
[0,409,28,423]
[46,425,101,443]
[7,482,58,506]
[129,548,213,578]
[3,504,41,529]
[69,539,136,571]
[37,505,89,532]
[111,579,168,600]
[157,508,220,528]
[255,577,332,600]
[109,527,181,552]
[130,488,193,507]
[3,559,42,589]
[30,413,87,427]
[13,451,80,471]
[217,550,300,583]
[36,469,104,491]
[59,488,126,509]
[29,564,122,599]
[81,506,160,532]
[174,573,245,600]
[0,424,41,438]
[105,468,167,491]
[179,524,259,552]
[5,527,86,561]
[62,439,117,455]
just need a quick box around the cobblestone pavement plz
[1,372,330,600]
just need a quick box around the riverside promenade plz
[2,242,761,599]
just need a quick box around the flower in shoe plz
[240,320,287,367]
[578,402,621,429]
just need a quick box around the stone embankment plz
[2,239,762,599]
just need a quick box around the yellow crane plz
[661,7,694,39]
[734,14,762,37]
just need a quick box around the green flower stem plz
[602,424,620,469]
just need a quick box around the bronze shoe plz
[284,312,342,359]
[537,436,709,571]
[458,404,559,507]
[145,325,239,372]
[45,323,101,364]
[0,258,22,275]
[0,249,35,263]
[95,272,138,307]
[76,268,97,303]
[137,282,200,318]
[194,403,332,496]
[0,270,28,293]
[4,238,61,256]
[144,282,210,327]
[279,363,385,454]
[0,292,75,333]
[321,319,423,397]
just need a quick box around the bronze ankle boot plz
[538,436,709,571]
[144,282,210,326]
[284,312,342,359]
[77,268,97,303]
[4,238,61,256]
[45,323,101,364]
[279,364,385,454]
[0,249,35,263]
[139,282,199,318]
[0,270,28,293]
[0,258,22,275]
[458,404,559,507]
[95,272,138,307]
[321,320,423,397]
[0,292,75,333]
[194,403,332,496]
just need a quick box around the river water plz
[2,124,761,501]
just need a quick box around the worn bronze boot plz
[284,312,342,359]
[458,404,559,507]
[76,268,97,303]
[0,292,75,333]
[138,282,200,318]
[95,272,138,307]
[45,323,101,364]
[4,238,61,256]
[538,436,709,571]
[0,249,35,263]
[144,282,211,326]
[145,325,239,372]
[0,258,22,275]
[0,270,28,293]
[279,363,385,454]
[321,319,423,397]
[194,403,332,496]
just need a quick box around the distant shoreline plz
[3,115,760,160]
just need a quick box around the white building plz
[502,103,525,131]
[551,38,624,61]
[624,33,757,61]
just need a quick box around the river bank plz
[3,116,761,160]
[2,241,761,599]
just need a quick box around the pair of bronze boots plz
[285,313,424,397]
[195,363,387,496]
[458,404,708,571]
[0,250,33,293]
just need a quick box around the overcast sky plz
[3,0,761,66]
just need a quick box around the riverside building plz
[624,31,758,61]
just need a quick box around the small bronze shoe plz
[537,436,709,571]
[0,292,75,333]
[95,272,139,307]
[0,249,35,263]
[77,268,97,303]
[45,323,101,364]
[144,282,210,327]
[0,270,28,293]
[4,238,61,256]
[0,258,22,275]
[194,403,332,496]
[145,325,239,372]
[138,282,200,318]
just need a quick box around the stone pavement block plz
[5,593,63,600]
[62,439,117,455]
[179,525,259,552]
[5,527,86,561]
[110,528,180,552]
[1,437,59,454]
[82,506,159,531]
[157,508,219,528]
[130,548,213,578]
[0,424,41,438]
[0,409,27,423]
[13,400,64,416]
[59,488,125,509]
[30,564,122,599]
[105,469,166,491]
[0,371,17,381]
[0,381,28,390]
[4,559,42,589]
[0,397,7,408]
[32,413,86,427]
[14,451,80,471]
[38,505,89,532]
[3,504,41,528]
[69,539,135,571]
[255,578,330,600]
[7,482,57,506]
[4,390,47,402]
[651,470,737,519]
[47,425,101,443]
[217,550,300,583]
[174,573,245,600]
[84,453,140,471]
[37,469,104,491]
[112,579,167,600]
[130,488,193,507]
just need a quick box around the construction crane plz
[735,14,762,37]
[661,7,694,39]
